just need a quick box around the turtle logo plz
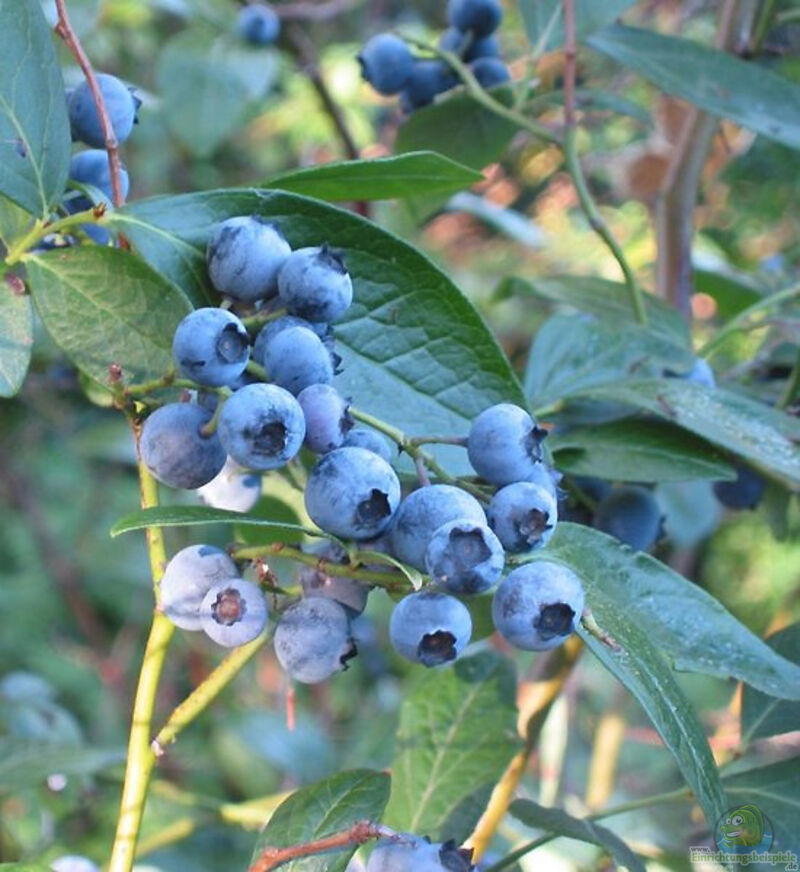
[715,804,774,853]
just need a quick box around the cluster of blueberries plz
[358,0,510,112]
[136,212,585,682]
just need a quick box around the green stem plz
[246,359,270,380]
[4,209,102,264]
[482,786,691,872]
[241,308,287,330]
[232,542,410,590]
[698,282,800,357]
[350,407,490,502]
[563,127,647,326]
[153,633,269,754]
[108,452,174,872]
[778,347,800,410]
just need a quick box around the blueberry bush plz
[1,1,799,870]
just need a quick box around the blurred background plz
[2,0,799,868]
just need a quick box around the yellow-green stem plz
[4,209,103,264]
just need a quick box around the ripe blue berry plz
[299,541,369,616]
[68,149,130,202]
[525,462,561,498]
[492,561,585,651]
[196,458,261,512]
[439,28,500,61]
[237,3,280,45]
[487,481,558,553]
[141,402,226,489]
[390,591,472,667]
[206,216,291,302]
[218,383,305,470]
[274,597,357,683]
[467,403,546,485]
[447,0,503,37]
[342,427,393,462]
[297,384,353,453]
[253,315,332,364]
[358,33,415,96]
[305,446,401,539]
[172,308,250,387]
[401,60,457,111]
[469,56,510,88]
[277,245,353,323]
[686,357,716,388]
[390,484,487,571]
[257,324,335,395]
[50,857,100,872]
[68,74,138,148]
[425,519,504,594]
[199,578,267,647]
[161,544,238,631]
[713,464,765,510]
[366,834,444,871]
[595,485,663,550]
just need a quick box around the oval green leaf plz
[0,279,33,397]
[26,247,192,387]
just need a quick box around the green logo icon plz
[715,804,774,852]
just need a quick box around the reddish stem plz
[54,0,126,208]
[562,0,577,130]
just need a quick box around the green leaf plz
[0,279,33,397]
[249,769,390,872]
[155,29,277,158]
[723,756,800,852]
[111,190,526,474]
[265,152,482,201]
[0,0,71,215]
[26,247,192,387]
[693,267,764,320]
[524,312,692,408]
[384,651,520,842]
[543,523,800,699]
[520,0,638,52]
[566,379,800,487]
[395,90,518,171]
[587,24,800,150]
[550,419,735,482]
[575,614,727,830]
[110,505,325,540]
[741,624,800,743]
[0,742,123,792]
[509,799,646,872]
[499,275,690,348]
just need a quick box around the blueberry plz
[299,541,369,616]
[218,383,305,470]
[274,597,357,683]
[492,561,585,651]
[358,33,415,96]
[160,544,238,631]
[401,60,457,111]
[237,3,280,45]
[487,481,558,553]
[277,245,353,323]
[595,486,663,550]
[196,457,261,512]
[342,427,393,462]
[525,462,561,498]
[297,384,353,453]
[467,403,546,485]
[439,27,500,61]
[199,578,267,647]
[68,149,130,202]
[68,74,138,148]
[172,308,250,387]
[206,216,291,302]
[366,834,443,871]
[425,520,504,594]
[141,402,226,489]
[0,672,55,703]
[305,446,401,539]
[390,484,486,571]
[572,475,611,505]
[253,315,332,364]
[256,324,335,395]
[447,0,503,37]
[390,591,472,667]
[686,358,716,388]
[713,464,766,510]
[50,857,100,872]
[469,56,510,88]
